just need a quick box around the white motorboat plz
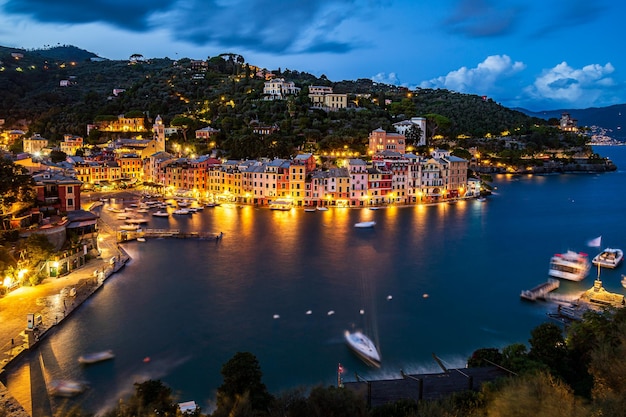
[592,248,624,269]
[173,209,190,215]
[344,330,381,367]
[137,237,146,242]
[48,379,87,397]
[316,206,328,211]
[548,250,591,281]
[78,349,115,365]
[304,208,316,212]
[354,221,376,228]
[152,211,170,217]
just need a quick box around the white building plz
[263,78,301,100]
[393,117,427,147]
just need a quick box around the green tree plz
[467,347,502,368]
[101,379,177,417]
[50,149,67,163]
[214,352,273,417]
[18,233,55,272]
[305,385,369,417]
[0,158,36,225]
[424,113,451,141]
[171,115,194,143]
[528,322,569,378]
[405,124,423,147]
[483,371,590,417]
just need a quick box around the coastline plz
[0,216,131,417]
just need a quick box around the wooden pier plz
[117,228,222,242]
[520,278,560,301]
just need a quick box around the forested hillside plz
[0,45,554,159]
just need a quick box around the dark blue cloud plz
[444,0,522,37]
[547,77,578,89]
[531,0,607,38]
[3,0,173,30]
[2,0,366,54]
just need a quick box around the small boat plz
[369,207,380,210]
[126,217,148,224]
[316,206,328,211]
[622,275,626,288]
[120,224,140,231]
[137,237,146,242]
[152,211,170,217]
[477,196,487,202]
[48,379,87,397]
[344,330,381,367]
[173,209,190,215]
[78,350,115,365]
[354,221,376,228]
[592,248,624,269]
[304,208,316,212]
[548,250,590,281]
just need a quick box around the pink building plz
[368,128,406,155]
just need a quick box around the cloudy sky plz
[1,0,623,111]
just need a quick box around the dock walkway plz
[520,278,560,301]
[117,228,222,242]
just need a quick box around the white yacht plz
[548,250,591,281]
[344,330,381,367]
[592,248,624,269]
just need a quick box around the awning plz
[67,220,97,228]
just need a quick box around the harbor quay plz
[0,218,130,417]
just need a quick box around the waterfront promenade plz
[0,204,130,417]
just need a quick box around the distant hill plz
[32,45,101,62]
[516,104,626,139]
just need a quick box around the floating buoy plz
[143,357,151,363]
[359,309,365,315]
[423,293,429,298]
[327,310,335,316]
[273,314,280,319]
[387,295,393,300]
[305,310,312,315]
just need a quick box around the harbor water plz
[6,146,626,416]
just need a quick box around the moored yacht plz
[344,330,381,367]
[592,248,624,269]
[548,250,591,281]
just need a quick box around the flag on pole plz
[587,236,602,247]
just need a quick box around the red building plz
[33,171,82,215]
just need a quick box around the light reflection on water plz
[6,146,626,416]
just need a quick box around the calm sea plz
[6,146,626,416]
